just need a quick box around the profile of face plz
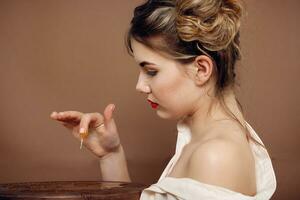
[131,39,207,121]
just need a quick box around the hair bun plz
[175,0,243,51]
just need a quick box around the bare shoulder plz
[186,136,256,195]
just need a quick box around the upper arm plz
[186,139,249,192]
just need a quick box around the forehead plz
[131,39,176,67]
[130,39,194,79]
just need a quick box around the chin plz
[156,110,183,121]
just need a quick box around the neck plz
[181,89,245,137]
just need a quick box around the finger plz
[61,122,74,130]
[50,111,83,122]
[79,113,104,134]
[50,111,59,119]
[102,104,118,134]
[103,104,115,124]
[59,119,78,126]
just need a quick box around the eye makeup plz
[146,70,158,76]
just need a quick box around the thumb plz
[103,104,115,124]
[103,104,117,132]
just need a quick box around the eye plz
[146,70,158,76]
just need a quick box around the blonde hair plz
[126,0,264,147]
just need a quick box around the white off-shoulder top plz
[140,120,277,200]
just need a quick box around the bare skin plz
[50,39,257,196]
[50,104,131,182]
[167,118,257,196]
[50,105,119,157]
[132,39,257,196]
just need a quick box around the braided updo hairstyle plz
[126,0,263,146]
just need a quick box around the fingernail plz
[80,128,85,133]
[111,105,115,112]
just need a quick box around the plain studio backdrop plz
[0,0,299,199]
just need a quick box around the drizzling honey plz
[79,131,88,149]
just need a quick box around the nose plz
[135,72,151,94]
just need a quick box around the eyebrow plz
[139,61,156,68]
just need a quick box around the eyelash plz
[146,70,157,76]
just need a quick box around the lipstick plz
[147,99,159,109]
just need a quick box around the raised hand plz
[50,104,121,158]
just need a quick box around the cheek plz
[154,75,192,108]
[155,81,195,120]
[154,76,178,97]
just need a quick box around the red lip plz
[147,99,159,109]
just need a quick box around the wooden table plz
[0,181,147,199]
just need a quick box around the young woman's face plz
[131,39,202,120]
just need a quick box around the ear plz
[193,55,214,86]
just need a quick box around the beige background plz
[0,0,299,199]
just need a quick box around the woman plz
[50,0,276,199]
